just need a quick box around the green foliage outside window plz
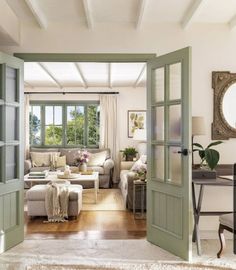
[29,103,100,147]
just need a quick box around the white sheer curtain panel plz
[99,94,119,182]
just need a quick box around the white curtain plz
[24,94,30,160]
[99,95,119,182]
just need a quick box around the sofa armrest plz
[24,159,32,175]
[103,158,115,174]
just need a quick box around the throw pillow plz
[87,151,107,166]
[30,152,60,167]
[55,155,66,168]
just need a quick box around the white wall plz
[28,86,147,151]
[3,21,236,235]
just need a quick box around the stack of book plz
[28,171,49,179]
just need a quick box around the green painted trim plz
[0,52,24,253]
[14,53,156,62]
[30,101,99,148]
[146,46,192,261]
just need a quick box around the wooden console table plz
[192,177,233,255]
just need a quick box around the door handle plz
[177,149,189,156]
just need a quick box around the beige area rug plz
[0,239,236,270]
[26,262,235,270]
[82,189,125,211]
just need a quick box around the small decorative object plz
[74,150,89,172]
[120,147,138,161]
[193,141,223,170]
[80,163,87,172]
[128,110,146,138]
[63,165,71,177]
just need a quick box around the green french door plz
[0,52,24,253]
[147,47,192,260]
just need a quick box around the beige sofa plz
[119,161,146,210]
[25,148,114,188]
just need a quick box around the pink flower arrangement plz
[135,164,147,176]
[74,150,90,165]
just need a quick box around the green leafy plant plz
[120,147,138,161]
[193,141,223,170]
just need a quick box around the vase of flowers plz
[135,164,147,181]
[74,150,89,172]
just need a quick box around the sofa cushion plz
[88,148,110,159]
[60,149,79,166]
[26,184,83,201]
[30,152,60,167]
[56,156,66,168]
[87,151,107,166]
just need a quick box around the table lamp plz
[192,116,206,167]
[133,128,147,156]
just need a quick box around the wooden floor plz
[25,210,146,240]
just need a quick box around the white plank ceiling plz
[5,0,236,30]
[24,62,146,88]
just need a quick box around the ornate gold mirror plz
[212,71,236,139]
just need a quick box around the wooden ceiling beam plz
[181,0,205,30]
[38,63,63,89]
[24,0,47,29]
[134,64,146,88]
[74,63,88,88]
[82,0,94,29]
[136,0,148,29]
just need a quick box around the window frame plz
[29,100,100,148]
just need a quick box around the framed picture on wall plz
[127,110,146,138]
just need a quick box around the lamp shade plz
[192,116,206,136]
[133,128,147,141]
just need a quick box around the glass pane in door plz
[168,146,182,185]
[154,145,165,181]
[155,68,165,102]
[169,104,181,141]
[169,63,181,100]
[6,146,17,181]
[5,67,18,103]
[6,106,18,141]
[154,107,164,141]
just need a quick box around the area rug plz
[26,263,234,270]
[82,189,125,211]
[1,239,236,270]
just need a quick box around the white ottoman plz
[26,184,83,218]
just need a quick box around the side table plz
[133,179,146,219]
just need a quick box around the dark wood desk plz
[192,177,233,255]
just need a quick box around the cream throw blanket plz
[45,182,69,223]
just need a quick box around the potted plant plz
[120,147,138,161]
[193,141,223,170]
